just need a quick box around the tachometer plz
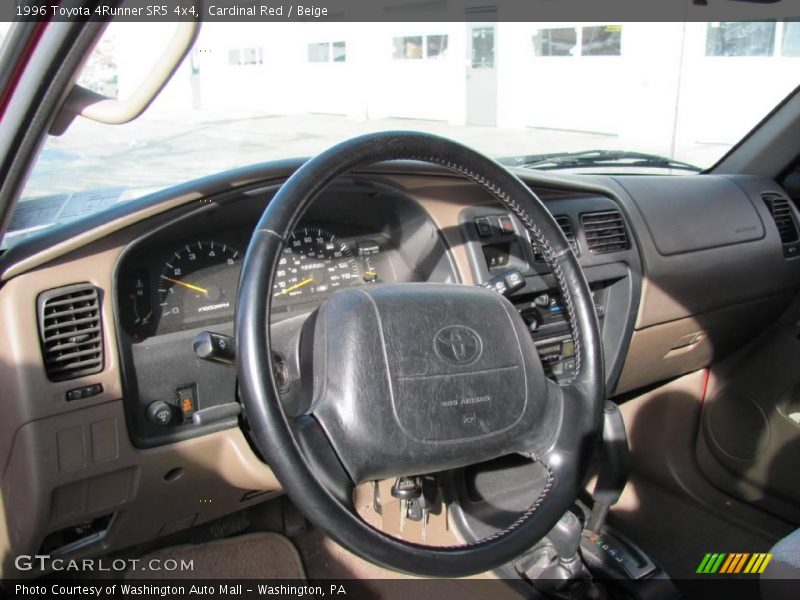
[157,240,241,331]
[273,227,361,303]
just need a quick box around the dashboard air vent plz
[533,215,579,261]
[763,193,799,244]
[37,284,104,382]
[580,210,630,254]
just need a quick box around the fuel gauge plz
[121,268,154,341]
[362,257,379,283]
[358,241,381,284]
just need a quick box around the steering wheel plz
[235,131,604,577]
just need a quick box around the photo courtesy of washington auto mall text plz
[14,583,345,598]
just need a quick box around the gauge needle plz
[276,277,314,296]
[161,275,209,296]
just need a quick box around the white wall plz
[371,23,465,122]
[106,21,799,157]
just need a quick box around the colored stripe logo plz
[696,553,773,574]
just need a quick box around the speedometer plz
[273,227,361,303]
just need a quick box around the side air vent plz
[763,193,799,245]
[37,284,104,382]
[533,215,580,261]
[580,210,630,254]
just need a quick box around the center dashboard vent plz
[37,284,104,382]
[763,193,799,245]
[580,210,630,254]
[533,215,579,261]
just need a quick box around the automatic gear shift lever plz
[522,509,604,599]
[550,510,584,572]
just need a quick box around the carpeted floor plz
[125,532,305,580]
[123,470,780,589]
[607,474,776,579]
[126,528,521,599]
[292,529,522,599]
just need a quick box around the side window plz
[77,30,118,98]
[308,42,346,63]
[308,42,330,62]
[228,47,263,66]
[781,21,800,57]
[393,35,448,60]
[393,36,423,59]
[706,22,776,56]
[332,41,347,62]
[471,28,494,67]
[426,35,449,59]
[581,25,622,56]
[242,47,263,65]
[532,27,577,57]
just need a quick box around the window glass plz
[10,21,800,251]
[76,34,118,97]
[471,27,495,67]
[532,27,577,56]
[782,21,800,56]
[308,42,330,62]
[706,21,776,56]
[243,47,263,65]
[393,36,423,59]
[582,25,622,56]
[190,49,201,75]
[427,35,448,59]
[332,41,347,62]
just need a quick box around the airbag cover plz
[308,283,548,482]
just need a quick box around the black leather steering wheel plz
[235,131,604,577]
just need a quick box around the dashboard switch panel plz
[515,291,598,382]
[65,383,103,401]
[176,384,198,423]
[474,217,493,237]
[497,215,515,234]
[147,401,174,427]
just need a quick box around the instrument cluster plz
[118,224,391,341]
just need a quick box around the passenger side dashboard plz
[609,174,800,394]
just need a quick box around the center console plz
[458,190,638,389]
[514,289,605,382]
[450,198,676,596]
[448,394,678,600]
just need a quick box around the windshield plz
[3,20,800,248]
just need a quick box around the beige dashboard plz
[0,165,797,578]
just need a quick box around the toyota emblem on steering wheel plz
[433,325,483,366]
